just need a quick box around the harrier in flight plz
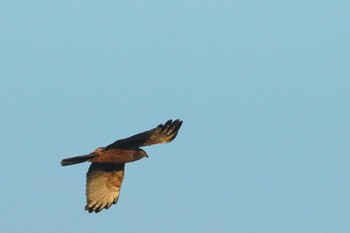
[61,119,183,213]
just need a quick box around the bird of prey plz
[61,119,183,213]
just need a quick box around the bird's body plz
[61,148,147,165]
[61,119,182,213]
[90,148,148,163]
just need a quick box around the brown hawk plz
[61,119,183,213]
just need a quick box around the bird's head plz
[130,148,148,162]
[138,149,149,158]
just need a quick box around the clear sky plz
[1,1,349,233]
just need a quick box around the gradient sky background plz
[1,1,350,233]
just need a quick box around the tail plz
[61,154,96,166]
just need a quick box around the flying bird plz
[61,119,183,213]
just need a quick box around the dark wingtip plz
[174,119,183,128]
[85,204,111,214]
[159,119,183,130]
[162,119,183,141]
[171,119,183,129]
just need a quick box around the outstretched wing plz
[106,119,183,149]
[85,163,125,213]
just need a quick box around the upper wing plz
[105,119,183,149]
[85,163,125,213]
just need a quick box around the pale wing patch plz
[85,163,125,213]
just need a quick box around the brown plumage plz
[61,119,183,213]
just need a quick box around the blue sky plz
[1,1,350,232]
